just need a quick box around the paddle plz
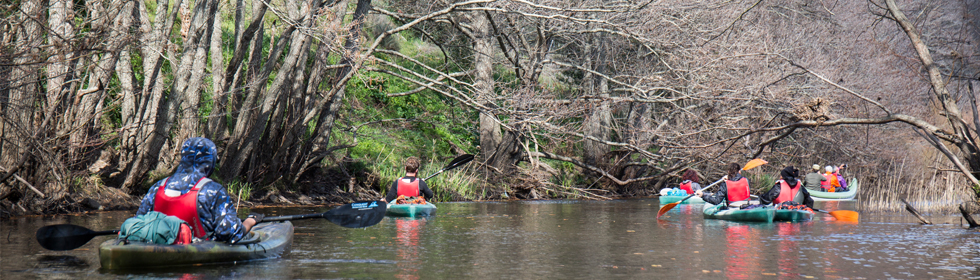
[812,208,859,222]
[423,154,475,180]
[657,159,769,219]
[36,200,387,251]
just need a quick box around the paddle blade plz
[829,210,859,222]
[742,159,768,170]
[36,224,100,251]
[445,154,474,170]
[657,203,680,219]
[325,201,388,228]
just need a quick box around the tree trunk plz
[470,10,503,169]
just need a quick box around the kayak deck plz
[99,221,293,270]
[773,209,814,222]
[658,195,705,204]
[386,202,437,217]
[703,204,775,223]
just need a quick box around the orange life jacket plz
[679,180,694,195]
[153,177,209,239]
[774,180,803,205]
[726,177,750,203]
[396,177,421,198]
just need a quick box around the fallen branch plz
[959,204,979,228]
[901,198,932,225]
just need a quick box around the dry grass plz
[861,155,975,214]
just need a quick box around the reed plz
[860,154,974,214]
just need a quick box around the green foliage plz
[745,172,776,194]
[226,180,253,202]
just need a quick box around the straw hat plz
[812,164,820,171]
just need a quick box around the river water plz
[2,199,979,279]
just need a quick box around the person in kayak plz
[821,165,840,192]
[759,166,814,209]
[803,164,826,191]
[134,137,261,244]
[834,164,848,191]
[696,162,751,209]
[678,169,702,195]
[382,156,434,204]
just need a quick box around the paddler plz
[822,165,840,192]
[695,162,752,209]
[382,156,434,204]
[759,166,814,209]
[678,169,702,195]
[803,164,826,191]
[133,137,262,244]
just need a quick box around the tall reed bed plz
[861,155,974,213]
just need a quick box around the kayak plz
[386,202,437,217]
[703,203,775,223]
[773,209,814,222]
[99,221,293,270]
[809,178,858,201]
[658,195,705,205]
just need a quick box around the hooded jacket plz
[759,167,814,208]
[135,138,248,242]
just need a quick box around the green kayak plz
[386,202,437,217]
[809,178,858,201]
[773,209,814,222]
[658,195,705,204]
[99,221,293,270]
[703,203,775,223]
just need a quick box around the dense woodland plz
[2,0,979,217]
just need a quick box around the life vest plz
[820,173,834,191]
[153,177,210,239]
[396,177,421,198]
[679,180,694,195]
[725,177,750,203]
[773,180,804,205]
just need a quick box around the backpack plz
[119,211,188,245]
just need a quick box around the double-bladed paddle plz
[423,154,474,180]
[36,200,387,251]
[657,159,769,219]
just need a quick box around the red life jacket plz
[153,177,210,239]
[726,177,750,202]
[396,177,420,197]
[774,180,803,204]
[679,180,694,195]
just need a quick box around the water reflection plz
[3,199,980,279]
[394,217,426,280]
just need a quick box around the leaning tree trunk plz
[118,0,183,191]
[292,0,372,183]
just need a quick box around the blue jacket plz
[135,138,248,242]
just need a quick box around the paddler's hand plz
[695,190,703,197]
[244,213,264,233]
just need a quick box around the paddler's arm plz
[801,188,815,209]
[419,180,434,200]
[758,184,779,205]
[699,184,727,205]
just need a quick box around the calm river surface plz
[3,199,980,279]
